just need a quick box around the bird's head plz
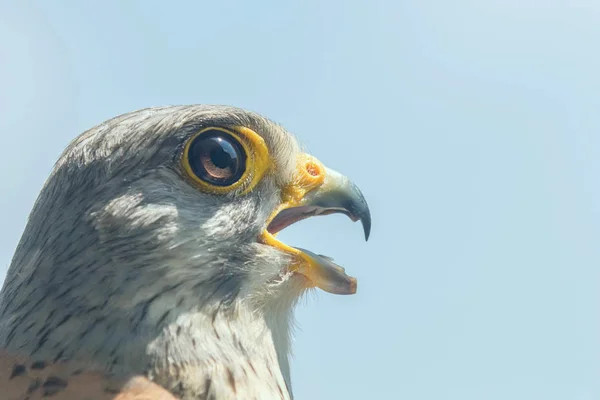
[1,105,370,366]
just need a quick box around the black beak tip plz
[362,213,371,241]
[358,208,371,242]
[347,182,371,242]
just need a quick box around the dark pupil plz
[188,131,246,186]
[210,145,233,169]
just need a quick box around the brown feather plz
[0,349,178,400]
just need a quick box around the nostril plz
[292,154,326,191]
[305,161,321,177]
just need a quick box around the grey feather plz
[0,105,307,399]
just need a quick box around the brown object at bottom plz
[0,349,177,400]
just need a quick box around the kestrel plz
[0,106,370,399]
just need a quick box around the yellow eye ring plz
[181,126,272,195]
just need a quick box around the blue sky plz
[1,1,599,399]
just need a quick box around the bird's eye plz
[182,126,271,195]
[185,129,247,187]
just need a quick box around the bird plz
[0,105,371,399]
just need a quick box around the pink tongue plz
[267,206,319,234]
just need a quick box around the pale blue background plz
[1,1,599,399]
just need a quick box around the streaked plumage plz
[0,106,370,399]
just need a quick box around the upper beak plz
[267,167,371,240]
[260,154,371,295]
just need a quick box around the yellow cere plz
[181,126,273,195]
[264,153,326,235]
[280,154,326,203]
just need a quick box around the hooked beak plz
[259,154,371,295]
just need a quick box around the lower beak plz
[260,162,371,295]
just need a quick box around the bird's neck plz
[146,301,293,399]
[0,296,294,400]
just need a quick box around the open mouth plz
[259,164,371,295]
[267,206,355,235]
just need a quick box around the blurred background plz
[1,1,599,399]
